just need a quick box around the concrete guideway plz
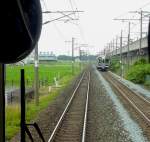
[112,36,148,56]
[100,36,149,64]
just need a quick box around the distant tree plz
[57,54,97,61]
[134,58,147,65]
[57,55,72,60]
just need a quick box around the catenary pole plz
[120,30,123,78]
[72,37,74,75]
[127,22,131,70]
[34,44,39,106]
[0,64,5,142]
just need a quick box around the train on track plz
[96,56,110,71]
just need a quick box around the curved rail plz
[48,71,90,142]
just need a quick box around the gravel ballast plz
[86,66,147,142]
[9,73,83,142]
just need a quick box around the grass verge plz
[6,73,79,140]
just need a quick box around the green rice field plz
[6,61,80,88]
[6,61,82,140]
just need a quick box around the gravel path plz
[86,67,132,142]
[101,71,150,141]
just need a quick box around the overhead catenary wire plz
[41,0,86,55]
[41,0,68,41]
[138,1,150,9]
[71,0,80,22]
[114,1,150,20]
[68,0,76,19]
[40,0,48,11]
[110,3,150,52]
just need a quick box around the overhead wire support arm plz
[0,64,5,142]
[113,19,149,22]
[43,13,75,25]
[43,10,84,13]
[129,11,150,14]
[58,12,76,21]
[113,18,140,21]
[42,11,84,25]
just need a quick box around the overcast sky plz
[38,0,150,56]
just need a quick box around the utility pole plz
[112,39,115,56]
[74,43,88,71]
[104,48,106,56]
[114,10,150,58]
[129,11,150,57]
[127,22,131,70]
[139,10,143,57]
[0,64,5,142]
[72,37,74,75]
[65,38,76,75]
[111,40,113,57]
[108,43,111,57]
[148,17,150,63]
[43,10,83,77]
[79,46,81,71]
[116,36,118,55]
[120,30,123,78]
[34,44,39,106]
[110,41,113,57]
[40,10,83,104]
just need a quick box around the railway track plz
[48,71,90,142]
[101,72,150,125]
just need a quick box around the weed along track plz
[48,71,90,142]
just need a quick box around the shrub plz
[110,58,120,72]
[133,58,147,65]
[126,64,150,84]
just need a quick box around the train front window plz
[105,59,109,63]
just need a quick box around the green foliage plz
[6,74,77,140]
[6,105,20,139]
[109,58,120,72]
[110,58,150,84]
[126,64,150,84]
[6,62,80,87]
[133,58,147,65]
[144,79,150,86]
[6,62,81,140]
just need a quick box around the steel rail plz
[48,72,86,142]
[109,72,150,105]
[104,73,150,125]
[82,72,90,142]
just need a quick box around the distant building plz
[17,51,57,65]
[39,52,57,62]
